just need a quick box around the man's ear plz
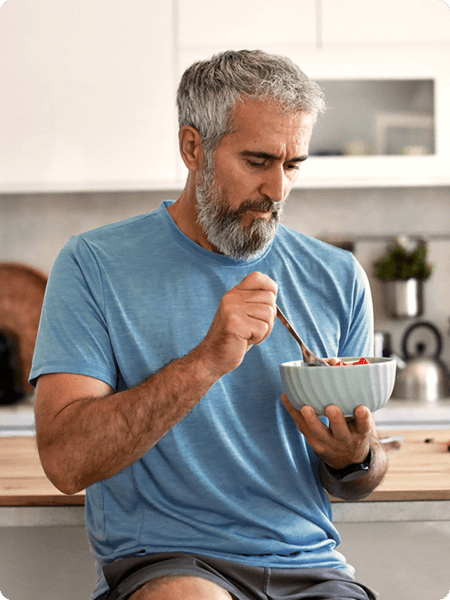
[178,125,204,171]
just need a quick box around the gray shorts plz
[98,552,378,600]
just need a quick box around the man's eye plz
[248,160,266,168]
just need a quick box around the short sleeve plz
[338,256,374,358]
[29,236,118,389]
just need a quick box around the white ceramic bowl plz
[280,357,397,417]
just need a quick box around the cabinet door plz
[288,45,450,187]
[177,0,316,50]
[0,0,178,192]
[321,0,450,45]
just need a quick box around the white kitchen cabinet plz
[315,1,450,183]
[321,0,450,45]
[0,0,178,193]
[289,45,450,187]
[177,0,316,50]
[176,2,450,188]
[176,0,317,86]
[2,0,449,193]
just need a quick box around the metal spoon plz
[276,305,330,367]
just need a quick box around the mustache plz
[236,198,284,216]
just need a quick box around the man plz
[31,50,386,600]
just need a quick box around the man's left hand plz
[280,393,374,470]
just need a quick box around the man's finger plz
[280,394,310,433]
[236,272,278,296]
[353,405,374,436]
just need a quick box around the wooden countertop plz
[346,428,450,502]
[1,430,449,506]
[0,437,84,506]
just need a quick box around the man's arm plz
[280,395,388,501]
[35,272,277,495]
[35,351,220,496]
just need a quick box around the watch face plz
[325,450,372,482]
[339,466,371,482]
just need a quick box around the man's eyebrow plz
[240,150,308,162]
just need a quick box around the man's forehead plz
[230,97,311,120]
[227,100,314,136]
[222,101,313,158]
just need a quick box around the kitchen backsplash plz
[1,185,449,368]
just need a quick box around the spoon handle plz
[276,306,330,367]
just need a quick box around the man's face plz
[196,100,314,259]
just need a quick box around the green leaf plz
[374,243,433,281]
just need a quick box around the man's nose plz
[260,165,288,204]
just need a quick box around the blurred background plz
[1,2,450,599]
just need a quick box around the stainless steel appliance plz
[393,321,450,401]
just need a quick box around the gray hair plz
[176,49,326,154]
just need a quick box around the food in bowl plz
[279,357,396,417]
[333,357,369,366]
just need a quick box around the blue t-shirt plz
[30,201,373,599]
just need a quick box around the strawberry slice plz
[332,357,369,366]
[352,357,369,365]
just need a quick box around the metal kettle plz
[392,321,450,401]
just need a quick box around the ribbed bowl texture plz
[280,357,397,417]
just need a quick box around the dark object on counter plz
[392,321,450,401]
[424,438,434,443]
[0,262,47,395]
[0,330,25,405]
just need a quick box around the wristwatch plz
[324,449,372,482]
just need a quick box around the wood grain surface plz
[1,430,449,506]
[335,429,450,502]
[0,437,84,506]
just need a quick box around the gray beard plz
[195,159,285,260]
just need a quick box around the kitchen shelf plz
[309,80,435,158]
[292,45,450,188]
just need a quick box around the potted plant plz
[374,238,433,318]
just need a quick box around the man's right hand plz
[199,272,278,377]
[34,272,277,495]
